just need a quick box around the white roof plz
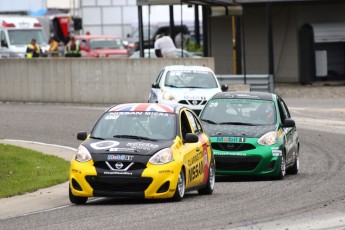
[0,16,40,28]
[164,65,214,72]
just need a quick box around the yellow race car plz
[69,103,215,204]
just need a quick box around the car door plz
[277,97,297,166]
[148,68,165,102]
[183,109,208,188]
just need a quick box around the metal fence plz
[216,75,275,93]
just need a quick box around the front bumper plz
[214,146,282,177]
[69,159,181,199]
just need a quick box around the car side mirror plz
[77,131,88,141]
[152,82,160,88]
[221,84,228,92]
[184,133,199,143]
[282,118,295,128]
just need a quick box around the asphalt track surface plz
[1,86,345,230]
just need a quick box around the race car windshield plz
[91,112,176,141]
[165,70,218,88]
[90,39,124,49]
[200,99,276,125]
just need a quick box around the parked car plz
[148,65,228,115]
[129,48,199,58]
[69,103,215,204]
[74,35,129,58]
[199,91,300,180]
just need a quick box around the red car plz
[74,35,129,58]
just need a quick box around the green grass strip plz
[0,143,70,198]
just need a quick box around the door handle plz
[196,147,201,152]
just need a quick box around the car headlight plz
[258,131,277,146]
[99,54,106,58]
[162,91,175,100]
[149,148,173,164]
[75,145,92,162]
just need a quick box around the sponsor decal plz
[272,149,282,156]
[108,111,143,115]
[216,136,238,142]
[188,152,203,166]
[107,154,134,161]
[239,137,246,142]
[109,147,136,152]
[104,171,132,175]
[214,151,247,156]
[105,114,120,120]
[90,141,119,150]
[144,112,169,116]
[115,162,124,169]
[126,142,159,150]
[183,95,205,100]
[159,170,173,174]
[188,160,204,183]
[277,129,283,138]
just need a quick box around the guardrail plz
[216,75,275,93]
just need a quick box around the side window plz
[277,98,289,121]
[0,31,8,47]
[180,111,193,139]
[186,110,203,135]
[155,69,165,84]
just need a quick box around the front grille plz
[215,156,261,171]
[93,161,146,171]
[212,143,255,151]
[178,100,204,106]
[86,176,152,192]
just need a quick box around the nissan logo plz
[192,100,198,105]
[115,162,124,169]
[226,144,235,150]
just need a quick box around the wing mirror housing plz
[77,131,88,141]
[184,133,199,143]
[282,118,295,128]
[221,84,228,92]
[152,82,160,88]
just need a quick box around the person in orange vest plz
[26,38,42,58]
[65,36,81,57]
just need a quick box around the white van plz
[0,16,49,58]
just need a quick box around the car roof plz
[107,103,178,114]
[163,65,213,72]
[74,35,119,40]
[211,91,276,101]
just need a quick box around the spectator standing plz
[65,37,81,57]
[26,38,42,58]
[47,37,59,57]
[154,34,177,58]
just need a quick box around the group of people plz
[26,36,81,58]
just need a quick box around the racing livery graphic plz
[199,91,300,180]
[69,103,215,204]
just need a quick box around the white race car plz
[148,65,228,114]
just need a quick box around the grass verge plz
[0,143,70,198]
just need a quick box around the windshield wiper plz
[218,122,256,126]
[201,119,218,124]
[90,136,105,140]
[165,84,179,88]
[113,135,156,141]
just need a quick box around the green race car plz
[199,91,299,180]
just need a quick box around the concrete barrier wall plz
[0,58,214,104]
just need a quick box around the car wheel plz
[287,146,299,175]
[274,153,286,180]
[172,169,185,201]
[69,184,88,205]
[198,161,215,195]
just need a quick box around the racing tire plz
[69,185,88,205]
[198,161,215,195]
[287,146,299,175]
[273,153,286,180]
[172,169,186,201]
